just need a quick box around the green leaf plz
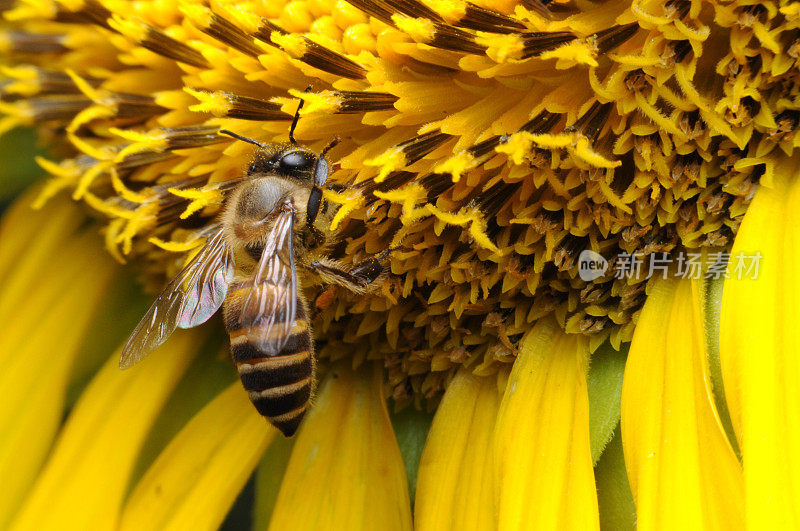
[595,425,636,531]
[253,436,295,529]
[0,127,46,202]
[390,405,434,503]
[588,341,628,464]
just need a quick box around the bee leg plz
[307,256,386,294]
[350,256,386,285]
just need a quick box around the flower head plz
[1,0,800,528]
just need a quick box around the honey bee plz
[120,102,387,436]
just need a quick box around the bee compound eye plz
[278,151,315,177]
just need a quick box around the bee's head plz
[220,93,338,226]
[260,147,329,187]
[296,138,337,225]
[219,130,332,186]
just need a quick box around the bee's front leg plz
[306,254,388,294]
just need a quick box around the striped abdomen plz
[224,281,314,437]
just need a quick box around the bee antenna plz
[289,85,313,144]
[321,136,340,157]
[219,130,267,148]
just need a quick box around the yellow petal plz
[0,238,115,524]
[720,155,800,529]
[121,383,275,531]
[415,367,500,531]
[621,278,743,530]
[126,339,235,482]
[269,362,412,531]
[0,195,118,528]
[10,330,203,531]
[495,318,599,531]
[0,191,85,320]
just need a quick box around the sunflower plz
[1,0,798,528]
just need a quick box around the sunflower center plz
[1,0,795,402]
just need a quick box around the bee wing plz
[120,228,234,368]
[238,204,298,355]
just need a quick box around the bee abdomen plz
[236,350,312,392]
[235,350,314,436]
[246,375,311,411]
[224,282,314,436]
[231,326,314,436]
